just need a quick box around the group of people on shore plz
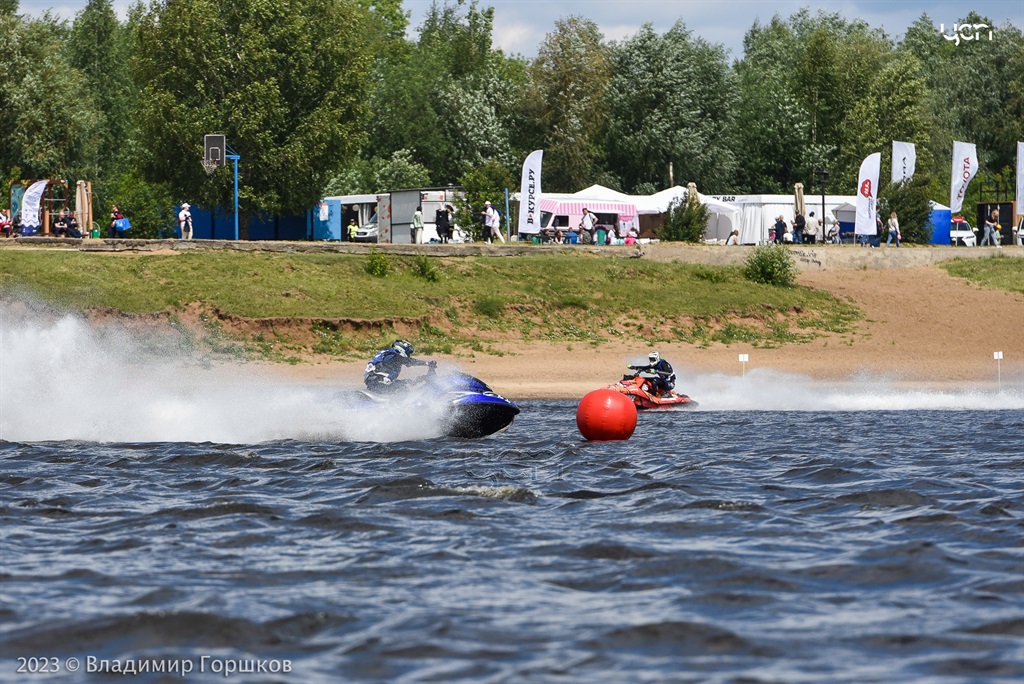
[772,211,836,245]
[536,207,639,245]
[769,210,902,247]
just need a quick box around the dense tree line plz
[2,1,1021,239]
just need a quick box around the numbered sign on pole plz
[993,351,1003,360]
[738,354,749,363]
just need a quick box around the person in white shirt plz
[484,201,504,243]
[804,211,820,244]
[580,207,596,241]
[412,206,424,244]
[178,203,193,239]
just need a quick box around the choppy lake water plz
[1,308,1023,683]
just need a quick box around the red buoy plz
[576,389,637,441]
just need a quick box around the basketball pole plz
[227,146,240,240]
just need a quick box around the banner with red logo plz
[949,141,978,214]
[855,153,880,236]
[517,150,543,235]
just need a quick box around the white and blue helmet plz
[392,339,414,357]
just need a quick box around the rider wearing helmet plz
[364,339,435,392]
[628,350,676,396]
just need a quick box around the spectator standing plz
[886,211,901,247]
[773,215,787,244]
[108,204,124,238]
[873,212,883,248]
[792,212,805,244]
[435,204,451,244]
[804,212,820,244]
[580,207,597,242]
[412,205,425,244]
[980,209,998,247]
[484,201,504,243]
[178,203,193,240]
[348,219,358,241]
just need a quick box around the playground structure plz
[8,179,94,237]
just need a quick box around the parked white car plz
[353,213,379,243]
[950,217,976,246]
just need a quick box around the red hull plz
[606,375,699,410]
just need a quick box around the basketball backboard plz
[204,134,226,167]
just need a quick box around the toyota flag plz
[949,141,979,214]
[891,141,916,184]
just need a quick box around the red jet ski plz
[607,371,698,410]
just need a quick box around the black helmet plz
[392,339,414,357]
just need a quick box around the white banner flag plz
[855,153,880,236]
[517,150,543,235]
[949,141,979,214]
[891,141,916,184]
[20,180,48,232]
[1016,142,1023,218]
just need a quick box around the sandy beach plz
[266,263,1024,399]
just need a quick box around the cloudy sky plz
[29,0,1024,59]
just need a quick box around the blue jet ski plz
[435,371,521,438]
[346,368,520,439]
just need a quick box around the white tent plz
[833,202,857,225]
[568,184,740,241]
[710,194,858,244]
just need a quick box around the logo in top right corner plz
[940,23,994,46]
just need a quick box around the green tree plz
[658,194,710,242]
[373,149,432,190]
[66,0,136,181]
[457,159,514,241]
[0,12,104,181]
[879,175,932,244]
[131,0,375,233]
[604,21,736,193]
[731,17,808,193]
[364,1,524,186]
[525,16,610,192]
[842,51,936,198]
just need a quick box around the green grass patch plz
[941,256,1024,294]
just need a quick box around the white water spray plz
[683,366,1023,412]
[0,301,448,443]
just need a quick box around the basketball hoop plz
[201,158,219,176]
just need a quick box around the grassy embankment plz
[941,256,1024,294]
[4,249,863,363]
